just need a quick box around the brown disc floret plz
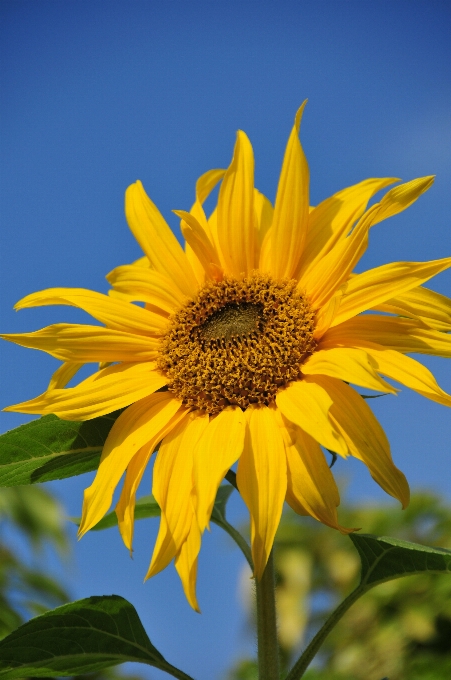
[158,272,316,415]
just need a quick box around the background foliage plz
[230,492,451,680]
[0,485,146,680]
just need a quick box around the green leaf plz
[0,595,193,680]
[0,412,121,487]
[286,534,451,680]
[350,533,451,586]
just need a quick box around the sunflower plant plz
[1,103,451,680]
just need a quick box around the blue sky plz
[1,2,450,678]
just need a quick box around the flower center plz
[201,302,262,341]
[158,272,316,415]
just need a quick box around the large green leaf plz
[0,595,193,680]
[350,533,451,586]
[0,413,121,487]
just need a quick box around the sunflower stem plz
[256,549,280,680]
[285,586,363,680]
[225,469,238,490]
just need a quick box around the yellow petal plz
[2,324,160,363]
[283,421,353,533]
[184,241,205,287]
[175,210,221,279]
[321,314,451,357]
[371,175,434,226]
[375,285,451,332]
[78,392,184,537]
[313,291,343,340]
[6,362,168,420]
[254,189,273,270]
[14,288,168,337]
[185,170,226,283]
[363,345,451,408]
[125,181,198,297]
[299,203,379,310]
[115,407,189,553]
[208,206,218,244]
[300,176,435,310]
[298,177,398,278]
[258,227,273,274]
[270,102,309,279]
[194,407,245,533]
[276,380,348,456]
[332,257,451,327]
[194,169,225,215]
[147,412,209,579]
[254,189,274,243]
[217,130,256,275]
[236,406,287,579]
[115,441,155,553]
[152,411,209,511]
[315,375,410,507]
[132,255,150,267]
[302,347,397,394]
[174,515,202,612]
[47,361,83,390]
[106,265,188,314]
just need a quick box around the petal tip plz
[295,100,308,130]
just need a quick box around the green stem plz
[256,550,280,680]
[211,513,254,571]
[211,470,253,570]
[225,469,238,490]
[285,586,364,680]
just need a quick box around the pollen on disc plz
[158,272,316,415]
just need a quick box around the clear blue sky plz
[1,2,450,678]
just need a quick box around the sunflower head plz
[3,103,450,611]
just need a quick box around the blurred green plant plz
[229,491,451,680]
[0,485,69,637]
[0,485,144,680]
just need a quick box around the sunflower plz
[3,103,451,611]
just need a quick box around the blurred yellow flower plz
[4,102,451,610]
